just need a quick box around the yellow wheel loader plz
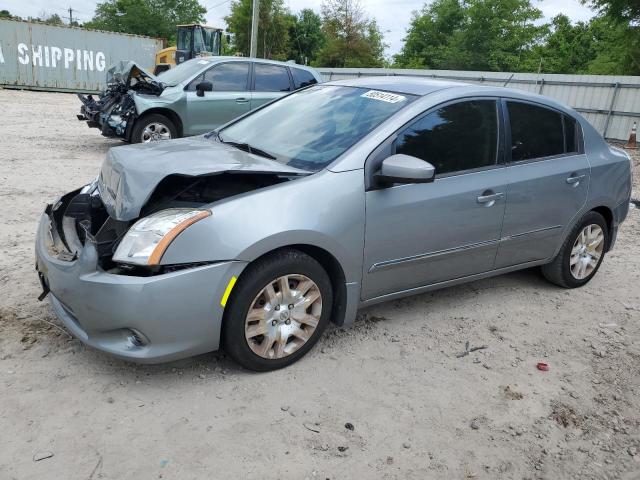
[154,24,224,75]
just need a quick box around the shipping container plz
[0,19,164,93]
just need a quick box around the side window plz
[394,100,499,175]
[202,62,250,91]
[507,101,564,161]
[564,114,579,153]
[186,73,204,91]
[291,68,318,90]
[254,64,291,92]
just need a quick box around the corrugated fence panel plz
[318,68,640,140]
[0,19,163,93]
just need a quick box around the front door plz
[495,100,590,268]
[362,99,507,300]
[184,61,251,135]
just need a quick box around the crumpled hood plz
[98,136,308,221]
[106,61,163,90]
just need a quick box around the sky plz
[3,0,597,55]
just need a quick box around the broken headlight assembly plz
[112,209,211,266]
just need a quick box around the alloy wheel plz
[244,274,322,359]
[569,224,604,280]
[141,122,171,142]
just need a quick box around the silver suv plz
[77,57,321,143]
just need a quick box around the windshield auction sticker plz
[361,90,406,103]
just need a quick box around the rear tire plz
[222,249,333,372]
[541,211,608,288]
[130,113,177,143]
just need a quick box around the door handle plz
[477,192,503,206]
[566,174,586,185]
[236,97,249,103]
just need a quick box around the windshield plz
[218,85,415,171]
[194,27,220,54]
[157,58,213,86]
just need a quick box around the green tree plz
[85,0,206,42]
[393,0,465,68]
[585,16,640,74]
[315,0,386,67]
[521,15,596,73]
[583,0,640,20]
[41,13,65,26]
[395,0,544,71]
[288,9,325,65]
[225,0,294,59]
[0,10,21,20]
[581,0,640,74]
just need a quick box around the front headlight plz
[113,208,211,266]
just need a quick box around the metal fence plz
[0,19,163,93]
[318,68,640,141]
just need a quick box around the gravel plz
[1,88,639,479]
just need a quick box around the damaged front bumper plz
[34,193,246,363]
[77,92,135,139]
[77,61,164,140]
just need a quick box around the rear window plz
[507,101,564,161]
[291,68,318,90]
[254,64,291,92]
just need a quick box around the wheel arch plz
[132,108,184,139]
[235,244,349,327]
[590,205,613,250]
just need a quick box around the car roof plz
[324,76,466,96]
[192,56,319,74]
[175,56,322,81]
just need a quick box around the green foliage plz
[288,9,325,65]
[225,0,294,60]
[521,15,594,73]
[583,0,640,21]
[85,0,206,42]
[41,14,65,26]
[394,0,544,71]
[395,0,640,74]
[0,10,20,19]
[585,17,640,74]
[581,0,640,74]
[314,0,387,68]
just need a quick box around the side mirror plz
[375,154,435,186]
[196,81,213,97]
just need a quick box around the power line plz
[207,0,232,10]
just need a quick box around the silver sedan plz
[37,77,633,370]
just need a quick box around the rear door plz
[494,100,589,268]
[184,61,251,135]
[250,63,292,109]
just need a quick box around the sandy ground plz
[0,88,639,480]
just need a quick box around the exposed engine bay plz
[77,61,164,140]
[45,172,294,275]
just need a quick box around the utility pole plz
[249,0,259,57]
[68,7,73,25]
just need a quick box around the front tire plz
[130,113,177,143]
[222,249,333,371]
[541,211,608,288]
